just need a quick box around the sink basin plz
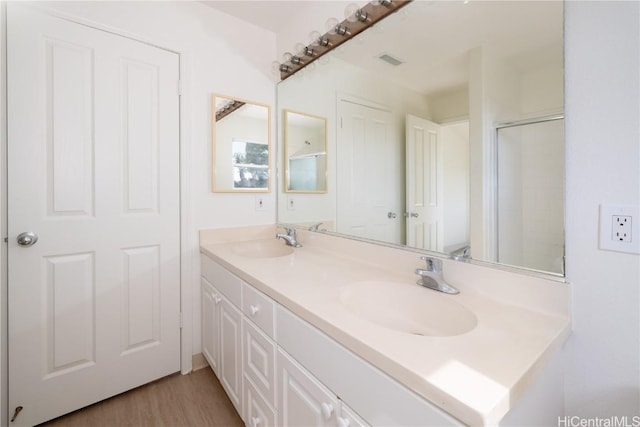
[231,239,294,258]
[340,281,477,336]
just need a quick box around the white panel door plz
[7,5,180,426]
[406,115,443,251]
[337,100,400,244]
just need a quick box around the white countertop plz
[200,225,571,426]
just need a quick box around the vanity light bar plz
[279,0,413,81]
[215,100,246,121]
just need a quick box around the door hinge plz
[177,80,182,96]
[3,237,7,243]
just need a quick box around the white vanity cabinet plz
[278,348,341,426]
[201,255,460,426]
[201,255,373,427]
[277,348,370,427]
[201,256,244,417]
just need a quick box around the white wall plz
[11,1,277,360]
[441,121,470,252]
[564,1,640,417]
[428,86,469,124]
[469,46,521,262]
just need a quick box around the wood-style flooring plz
[40,368,244,427]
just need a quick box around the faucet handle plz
[309,222,323,232]
[420,256,442,272]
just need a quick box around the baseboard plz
[191,353,209,371]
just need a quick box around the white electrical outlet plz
[600,204,640,254]
[612,215,632,242]
[254,195,267,212]
[287,196,296,211]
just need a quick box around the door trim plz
[1,6,194,407]
[1,3,8,425]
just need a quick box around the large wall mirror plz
[212,94,271,192]
[277,1,565,276]
[284,110,328,193]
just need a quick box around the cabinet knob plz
[337,417,351,427]
[251,417,261,427]
[250,305,260,316]
[321,402,334,420]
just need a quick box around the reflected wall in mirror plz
[212,94,270,192]
[285,110,327,193]
[277,1,565,276]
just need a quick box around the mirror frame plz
[284,109,328,194]
[211,93,271,193]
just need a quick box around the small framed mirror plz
[284,110,327,193]
[212,94,271,192]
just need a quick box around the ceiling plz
[201,1,312,33]
[333,0,563,95]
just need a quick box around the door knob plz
[409,212,419,218]
[387,212,397,219]
[17,232,38,247]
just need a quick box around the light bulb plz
[325,17,339,34]
[270,61,281,74]
[282,52,293,63]
[344,3,359,22]
[308,30,322,46]
[295,43,306,54]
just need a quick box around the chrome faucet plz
[450,245,471,262]
[276,227,302,248]
[415,256,459,295]
[308,222,323,232]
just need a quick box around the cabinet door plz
[243,318,277,407]
[220,296,243,417]
[278,349,339,427]
[245,376,277,427]
[338,403,371,427]
[201,278,221,375]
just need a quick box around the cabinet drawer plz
[202,255,241,307]
[244,376,277,427]
[243,318,277,407]
[242,282,275,339]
